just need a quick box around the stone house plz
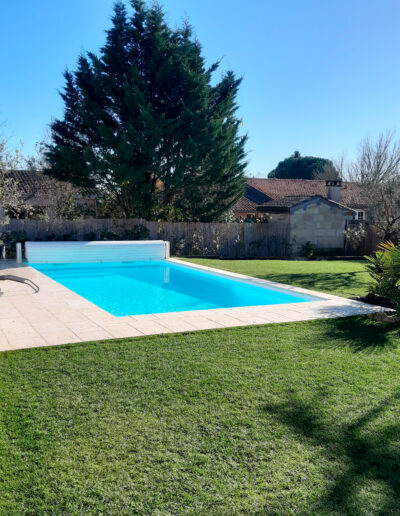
[233,178,368,252]
[257,194,355,252]
[234,178,367,221]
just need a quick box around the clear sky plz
[1,0,400,176]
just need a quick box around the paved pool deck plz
[0,258,387,352]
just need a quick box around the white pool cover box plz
[25,240,170,264]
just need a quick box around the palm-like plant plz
[365,242,400,309]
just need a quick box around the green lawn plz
[180,258,370,298]
[1,318,400,514]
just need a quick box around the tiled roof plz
[258,196,313,210]
[243,178,367,209]
[6,170,97,199]
[258,195,356,213]
[234,196,257,212]
[233,184,270,212]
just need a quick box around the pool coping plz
[0,258,388,352]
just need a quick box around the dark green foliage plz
[268,151,339,179]
[96,226,149,240]
[55,234,77,241]
[365,241,400,309]
[82,231,97,241]
[121,224,150,240]
[314,247,345,257]
[0,231,28,247]
[0,231,28,258]
[46,1,247,221]
[41,234,77,241]
[99,230,120,241]
[299,240,316,258]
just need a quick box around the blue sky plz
[1,0,400,176]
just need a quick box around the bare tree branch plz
[349,132,400,241]
[0,137,30,224]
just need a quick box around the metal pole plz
[164,241,170,259]
[16,243,22,264]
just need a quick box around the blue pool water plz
[32,261,315,316]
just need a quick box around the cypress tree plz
[46,0,247,220]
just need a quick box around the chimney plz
[326,179,342,203]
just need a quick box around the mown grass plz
[1,317,400,514]
[180,258,370,298]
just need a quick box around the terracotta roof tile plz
[258,195,356,213]
[258,196,313,210]
[234,197,258,212]
[238,178,367,210]
[234,184,270,212]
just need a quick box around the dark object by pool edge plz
[0,275,39,294]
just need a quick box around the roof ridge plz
[246,177,360,185]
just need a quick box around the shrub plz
[248,240,264,258]
[0,230,28,258]
[83,232,97,241]
[122,225,150,241]
[314,248,344,257]
[55,234,76,241]
[99,230,120,241]
[364,242,400,310]
[344,224,367,248]
[44,234,57,241]
[300,241,316,259]
[168,234,186,256]
[190,232,208,256]
[0,230,28,247]
[98,225,150,242]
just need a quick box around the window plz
[357,211,364,221]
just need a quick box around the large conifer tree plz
[46,1,247,220]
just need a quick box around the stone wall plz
[290,198,354,252]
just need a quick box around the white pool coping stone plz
[0,258,388,352]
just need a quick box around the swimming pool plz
[32,260,317,316]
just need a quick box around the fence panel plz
[344,222,379,256]
[0,218,291,258]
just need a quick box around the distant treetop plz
[268,151,340,180]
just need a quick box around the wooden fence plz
[0,218,292,258]
[344,222,379,257]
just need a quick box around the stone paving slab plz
[0,259,387,352]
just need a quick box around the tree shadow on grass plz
[259,271,367,296]
[262,387,400,514]
[318,316,400,353]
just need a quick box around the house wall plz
[290,199,354,252]
[267,213,290,224]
